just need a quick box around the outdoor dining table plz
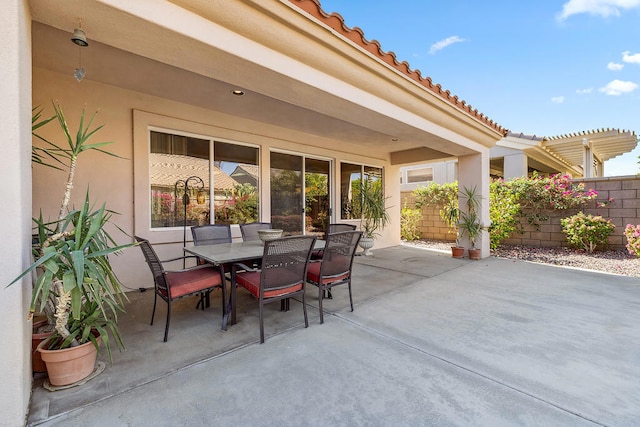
[184,239,325,330]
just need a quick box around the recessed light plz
[391,138,399,142]
[231,90,245,96]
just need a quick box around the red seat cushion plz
[165,266,223,299]
[236,270,303,298]
[306,261,349,285]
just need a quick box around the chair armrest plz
[165,264,221,274]
[160,255,199,264]
[231,262,258,273]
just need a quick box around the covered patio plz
[27,246,640,425]
[3,1,508,423]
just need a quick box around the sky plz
[317,0,640,176]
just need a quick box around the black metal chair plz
[231,235,316,343]
[135,236,225,342]
[312,223,357,260]
[239,222,272,242]
[306,230,361,324]
[191,224,232,246]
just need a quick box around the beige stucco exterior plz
[2,1,505,421]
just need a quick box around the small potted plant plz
[358,178,390,256]
[10,102,133,386]
[458,186,483,260]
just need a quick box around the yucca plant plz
[10,101,132,360]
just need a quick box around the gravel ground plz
[402,239,640,278]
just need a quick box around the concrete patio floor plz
[27,245,640,426]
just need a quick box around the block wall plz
[402,176,640,249]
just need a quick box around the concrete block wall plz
[402,175,640,249]
[402,192,456,242]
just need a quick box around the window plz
[407,167,433,183]
[340,162,383,220]
[149,131,259,229]
[213,141,259,225]
[149,131,210,228]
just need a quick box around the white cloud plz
[622,51,640,63]
[551,96,566,104]
[599,79,639,95]
[576,88,593,94]
[557,0,640,21]
[429,36,466,54]
[608,62,624,70]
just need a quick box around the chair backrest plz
[240,222,272,242]
[326,223,357,239]
[191,224,232,246]
[320,230,362,278]
[261,235,316,293]
[135,236,168,293]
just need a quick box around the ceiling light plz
[71,27,89,47]
[231,90,245,96]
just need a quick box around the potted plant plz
[441,197,464,258]
[458,186,483,260]
[10,102,132,386]
[358,177,390,256]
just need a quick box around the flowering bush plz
[561,212,615,253]
[401,203,422,241]
[624,224,640,257]
[506,173,598,227]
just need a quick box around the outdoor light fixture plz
[71,20,88,82]
[71,27,89,47]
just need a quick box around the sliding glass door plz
[270,152,330,236]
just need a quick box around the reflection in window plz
[340,163,383,220]
[270,152,303,235]
[149,131,210,228]
[149,132,259,229]
[214,141,259,225]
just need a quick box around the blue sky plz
[318,0,640,176]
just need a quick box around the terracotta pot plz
[39,335,101,386]
[32,321,52,373]
[451,246,464,258]
[468,248,481,260]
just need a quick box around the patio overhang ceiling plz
[541,129,638,166]
[29,0,506,165]
[495,133,583,175]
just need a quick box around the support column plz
[0,1,33,425]
[582,138,593,178]
[458,150,490,258]
[503,152,528,180]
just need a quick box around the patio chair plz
[306,230,361,324]
[191,224,232,246]
[312,223,357,260]
[135,236,225,342]
[191,224,233,306]
[231,235,316,343]
[240,222,272,242]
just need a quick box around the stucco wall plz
[402,175,640,250]
[1,1,32,425]
[33,68,400,289]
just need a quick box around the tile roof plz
[288,0,508,136]
[150,153,239,190]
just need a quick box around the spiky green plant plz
[10,102,132,360]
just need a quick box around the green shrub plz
[488,179,520,249]
[401,203,422,241]
[561,212,615,253]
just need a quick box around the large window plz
[340,163,383,220]
[149,131,259,229]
